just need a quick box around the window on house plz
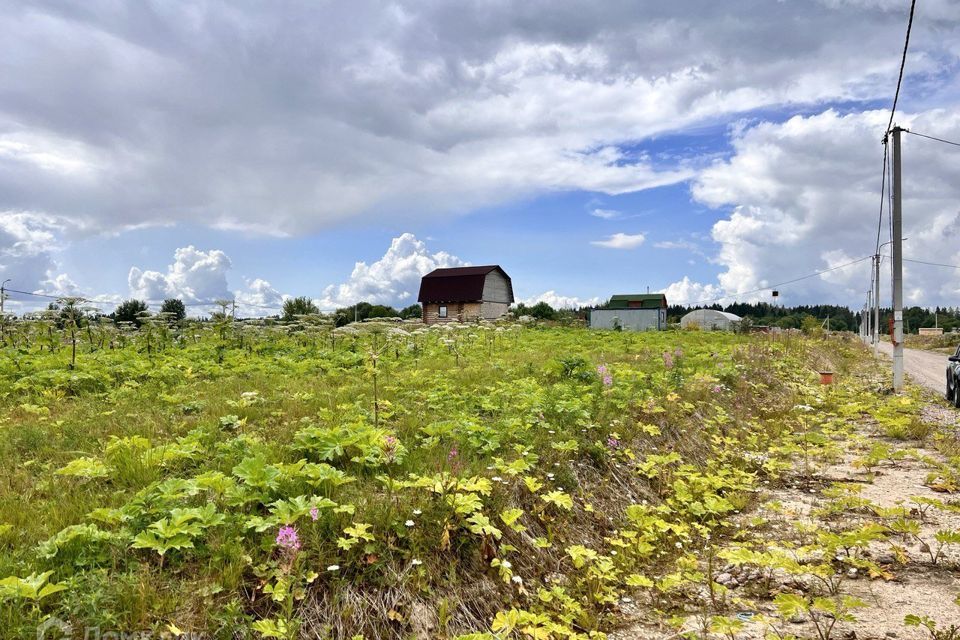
[439,305,447,318]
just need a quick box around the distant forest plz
[516,299,960,334]
[665,301,959,334]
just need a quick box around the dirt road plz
[876,340,949,394]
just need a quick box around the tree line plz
[33,296,960,334]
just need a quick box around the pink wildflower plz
[674,347,683,358]
[596,364,607,375]
[448,446,459,461]
[276,526,301,553]
[602,375,613,386]
[662,352,674,369]
[383,435,398,462]
[607,437,621,449]
[309,506,320,521]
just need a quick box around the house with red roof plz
[417,265,514,324]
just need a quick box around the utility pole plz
[892,126,905,392]
[0,279,8,315]
[873,253,880,357]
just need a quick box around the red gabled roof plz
[417,265,513,303]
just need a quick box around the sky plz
[2,0,960,316]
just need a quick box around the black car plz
[947,345,960,406]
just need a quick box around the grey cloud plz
[1,0,959,238]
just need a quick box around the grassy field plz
[0,320,953,639]
[903,333,960,353]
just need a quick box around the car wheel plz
[948,374,954,402]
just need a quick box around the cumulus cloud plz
[0,211,91,310]
[661,277,723,306]
[1,1,957,238]
[522,291,602,309]
[318,233,465,309]
[689,108,960,306]
[128,246,233,302]
[591,232,646,250]
[236,279,286,314]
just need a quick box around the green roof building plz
[606,294,667,310]
[590,293,667,331]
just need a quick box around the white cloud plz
[0,211,93,311]
[691,108,960,306]
[37,272,81,298]
[1,2,956,237]
[654,240,698,252]
[318,233,465,309]
[522,290,601,309]
[661,277,723,306]
[590,208,620,220]
[128,246,233,302]
[236,278,286,315]
[591,232,646,250]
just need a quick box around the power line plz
[885,0,917,137]
[689,255,873,307]
[3,287,74,301]
[905,129,960,148]
[881,255,960,270]
[869,0,916,318]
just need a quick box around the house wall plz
[480,301,510,319]
[482,272,511,301]
[479,270,512,320]
[589,308,664,331]
[423,302,484,324]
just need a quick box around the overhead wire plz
[884,0,917,137]
[904,129,960,147]
[687,255,873,307]
[867,0,917,321]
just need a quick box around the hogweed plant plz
[0,322,910,638]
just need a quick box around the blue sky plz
[2,1,960,314]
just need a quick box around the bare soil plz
[613,384,960,639]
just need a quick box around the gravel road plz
[875,340,950,394]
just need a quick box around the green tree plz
[529,301,558,320]
[114,299,148,327]
[332,302,400,326]
[282,296,320,321]
[160,298,186,322]
[398,304,422,320]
